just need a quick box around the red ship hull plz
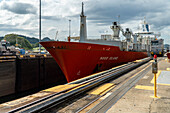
[167,53,170,59]
[40,41,148,82]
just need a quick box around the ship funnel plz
[126,28,129,32]
[146,24,149,32]
[110,22,120,40]
[113,22,117,25]
[80,2,87,42]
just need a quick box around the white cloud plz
[0,0,170,44]
[1,1,37,14]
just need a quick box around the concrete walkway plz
[107,58,170,113]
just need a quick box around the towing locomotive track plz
[7,57,151,113]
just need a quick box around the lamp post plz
[39,0,41,54]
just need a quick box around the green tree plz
[4,34,33,50]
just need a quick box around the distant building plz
[164,44,169,52]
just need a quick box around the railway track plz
[8,57,151,113]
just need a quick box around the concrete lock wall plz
[0,56,67,98]
[0,60,16,97]
[15,56,67,93]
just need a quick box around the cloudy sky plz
[0,0,170,44]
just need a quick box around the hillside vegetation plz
[4,34,33,50]
[0,37,3,41]
[1,34,53,50]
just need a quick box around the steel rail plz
[68,63,135,86]
[68,62,133,84]
[8,57,151,113]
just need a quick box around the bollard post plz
[154,73,157,97]
[152,55,158,98]
[68,36,71,42]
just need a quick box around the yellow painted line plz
[150,96,160,98]
[100,85,115,96]
[30,92,50,98]
[151,70,161,84]
[135,85,154,90]
[111,63,128,69]
[150,70,170,86]
[67,82,90,92]
[88,83,115,95]
[167,68,170,71]
[0,60,15,62]
[43,84,79,92]
[150,60,154,62]
[157,83,170,86]
[20,55,24,58]
[134,60,142,62]
[30,55,35,58]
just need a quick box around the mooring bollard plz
[152,55,158,97]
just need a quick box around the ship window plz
[151,41,158,45]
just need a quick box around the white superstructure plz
[79,3,161,54]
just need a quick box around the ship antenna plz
[118,15,120,24]
[69,20,71,37]
[81,2,84,16]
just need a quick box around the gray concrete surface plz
[107,57,170,113]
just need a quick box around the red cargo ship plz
[40,41,148,82]
[40,3,149,82]
[167,53,170,59]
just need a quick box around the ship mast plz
[80,2,87,42]
[81,2,84,16]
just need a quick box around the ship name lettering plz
[109,57,118,60]
[100,57,108,60]
[100,57,118,60]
